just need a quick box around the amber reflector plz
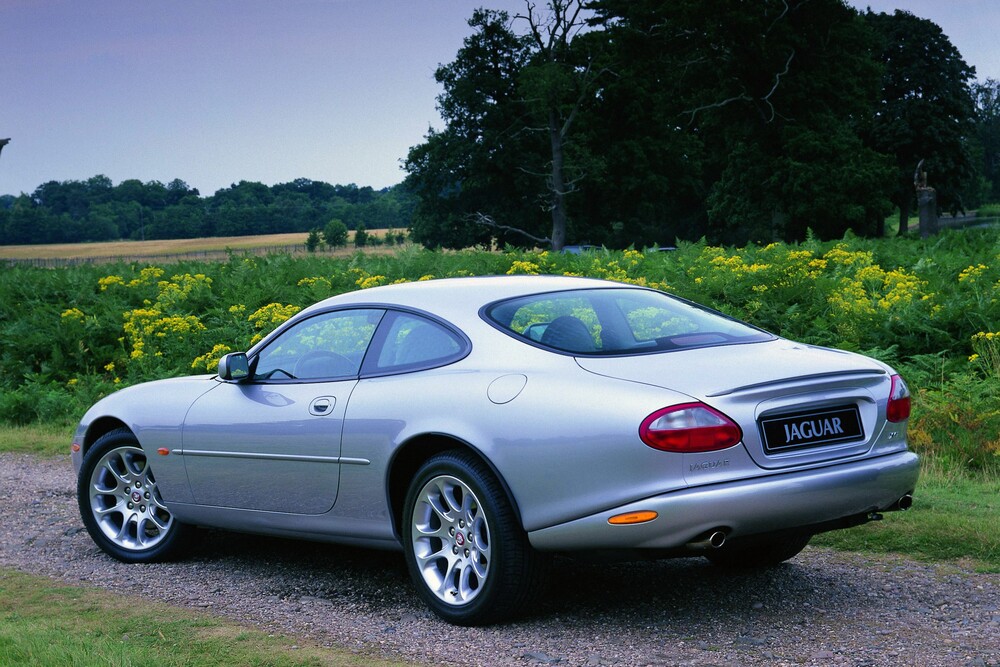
[157,448,170,456]
[608,510,658,525]
[71,443,80,453]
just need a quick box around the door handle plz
[309,396,336,416]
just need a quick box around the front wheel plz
[78,428,191,563]
[402,450,545,625]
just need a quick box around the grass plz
[812,460,1000,572]
[0,569,411,667]
[0,423,74,457]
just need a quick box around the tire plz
[77,428,191,563]
[402,450,545,625]
[705,533,811,569]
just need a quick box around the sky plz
[1,0,997,199]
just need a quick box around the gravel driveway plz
[2,453,997,667]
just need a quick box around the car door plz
[180,308,384,514]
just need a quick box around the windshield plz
[485,288,773,356]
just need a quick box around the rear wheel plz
[78,428,191,563]
[402,450,545,625]
[705,534,811,569]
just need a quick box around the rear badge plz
[759,405,863,453]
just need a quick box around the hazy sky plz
[2,0,997,198]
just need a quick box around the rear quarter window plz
[485,288,772,355]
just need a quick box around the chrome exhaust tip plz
[895,494,913,511]
[686,529,727,550]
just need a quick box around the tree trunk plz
[548,109,567,252]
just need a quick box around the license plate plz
[759,406,863,453]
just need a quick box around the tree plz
[305,229,322,252]
[593,0,893,243]
[863,10,978,234]
[973,79,1000,202]
[515,0,606,250]
[404,8,550,249]
[323,219,348,247]
[354,223,369,248]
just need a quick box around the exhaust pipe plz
[686,529,727,550]
[893,494,913,511]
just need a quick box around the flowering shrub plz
[2,230,999,473]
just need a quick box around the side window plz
[374,313,464,372]
[254,309,383,381]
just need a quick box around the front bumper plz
[527,451,919,551]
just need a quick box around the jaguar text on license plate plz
[759,406,863,453]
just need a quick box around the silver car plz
[72,275,919,625]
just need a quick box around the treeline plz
[0,176,415,245]
[404,0,1000,250]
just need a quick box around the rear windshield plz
[484,288,773,355]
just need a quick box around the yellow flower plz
[958,264,988,283]
[191,343,234,372]
[506,260,541,275]
[248,303,301,330]
[61,308,85,322]
[126,266,166,288]
[297,276,332,289]
[357,274,387,289]
[104,362,115,372]
[98,275,125,291]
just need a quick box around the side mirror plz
[218,352,250,382]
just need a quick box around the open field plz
[0,232,310,260]
[0,230,401,265]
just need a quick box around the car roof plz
[300,275,631,321]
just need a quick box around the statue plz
[0,138,9,158]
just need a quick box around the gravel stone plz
[2,452,998,667]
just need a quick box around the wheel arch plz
[80,417,132,457]
[386,433,524,541]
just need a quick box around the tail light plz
[886,374,911,422]
[640,403,743,453]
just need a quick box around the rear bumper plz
[527,451,919,551]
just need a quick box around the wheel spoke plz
[148,510,170,531]
[92,495,124,516]
[114,513,136,542]
[101,459,130,487]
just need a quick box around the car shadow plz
[186,528,869,626]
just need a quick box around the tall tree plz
[404,8,542,249]
[593,0,893,243]
[972,79,1000,202]
[516,0,604,250]
[862,10,977,234]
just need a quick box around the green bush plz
[2,229,999,475]
[977,203,1000,218]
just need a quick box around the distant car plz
[73,276,918,625]
[560,244,600,254]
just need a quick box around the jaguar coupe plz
[72,275,919,625]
